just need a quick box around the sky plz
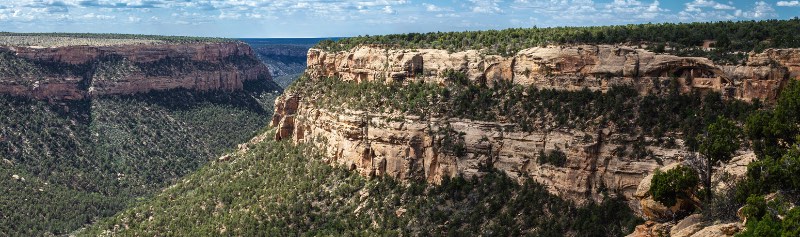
[0,0,798,38]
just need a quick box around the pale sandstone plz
[307,45,800,102]
[272,93,692,212]
[689,222,742,237]
[671,214,706,237]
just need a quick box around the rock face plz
[272,93,694,209]
[273,44,794,211]
[307,45,800,102]
[0,41,271,100]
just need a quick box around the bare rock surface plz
[271,93,692,210]
[307,45,800,102]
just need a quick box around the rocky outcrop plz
[272,93,695,209]
[0,41,271,100]
[628,216,742,237]
[634,163,699,221]
[307,45,800,102]
[282,44,781,234]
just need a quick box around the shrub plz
[538,149,567,167]
[649,166,699,207]
[737,195,799,237]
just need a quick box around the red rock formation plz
[0,41,271,100]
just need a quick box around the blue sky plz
[0,0,798,38]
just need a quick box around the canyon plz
[274,45,800,214]
[0,41,271,100]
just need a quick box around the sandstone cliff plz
[306,45,799,102]
[0,41,271,100]
[273,44,795,215]
[272,93,693,211]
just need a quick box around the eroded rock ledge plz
[272,93,693,212]
[0,41,271,100]
[274,45,791,214]
[307,45,800,102]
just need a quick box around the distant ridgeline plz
[317,19,800,59]
[0,33,271,100]
[0,33,281,236]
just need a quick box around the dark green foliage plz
[441,68,469,85]
[649,166,699,207]
[0,51,92,79]
[318,19,800,60]
[746,80,800,159]
[436,124,467,157]
[0,80,280,236]
[699,117,741,163]
[736,195,800,237]
[737,80,800,203]
[538,149,567,167]
[697,116,741,202]
[294,76,757,142]
[82,131,642,236]
[722,78,800,235]
[736,146,800,203]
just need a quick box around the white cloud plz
[0,0,793,37]
[382,6,396,14]
[736,1,777,18]
[469,0,503,13]
[423,3,450,12]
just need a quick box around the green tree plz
[697,116,741,202]
[649,166,699,207]
[746,80,800,159]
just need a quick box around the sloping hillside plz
[0,81,280,236]
[0,33,281,236]
[81,129,641,236]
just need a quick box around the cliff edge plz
[0,37,272,100]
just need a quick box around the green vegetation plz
[82,130,642,236]
[318,18,800,60]
[0,32,234,47]
[675,79,800,235]
[745,80,800,160]
[0,80,280,236]
[293,76,758,144]
[736,195,800,237]
[737,80,800,202]
[697,117,741,201]
[648,166,699,207]
[538,149,567,167]
[0,50,262,88]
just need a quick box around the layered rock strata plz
[272,93,692,209]
[0,41,271,100]
[274,45,796,214]
[307,45,800,102]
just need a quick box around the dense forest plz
[0,80,280,236]
[317,18,800,61]
[81,130,642,236]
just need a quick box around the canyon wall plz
[274,45,799,211]
[0,41,271,100]
[272,93,692,210]
[307,45,800,102]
